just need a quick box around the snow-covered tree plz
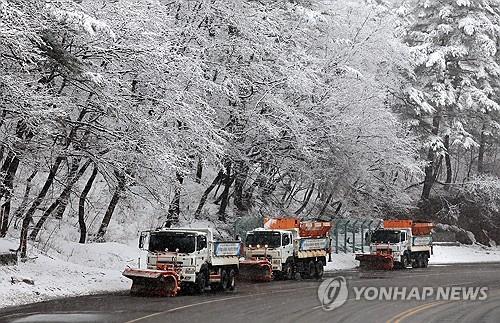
[397,0,500,201]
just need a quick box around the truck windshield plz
[246,231,281,248]
[149,232,196,253]
[371,230,400,244]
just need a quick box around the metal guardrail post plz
[343,220,350,253]
[360,219,368,253]
[335,221,339,254]
[352,220,358,253]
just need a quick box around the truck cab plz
[244,228,295,272]
[141,229,209,283]
[139,228,239,284]
[357,220,433,270]
[369,228,412,265]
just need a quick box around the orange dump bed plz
[263,217,332,237]
[383,219,433,236]
[263,217,299,230]
[412,222,434,236]
[299,221,332,237]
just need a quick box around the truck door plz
[282,233,293,262]
[195,235,208,270]
[400,231,409,250]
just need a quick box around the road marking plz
[383,281,497,323]
[386,301,446,323]
[123,286,319,323]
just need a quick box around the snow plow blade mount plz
[355,254,394,270]
[238,259,272,282]
[122,267,181,297]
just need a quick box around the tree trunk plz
[194,170,223,219]
[444,135,452,187]
[195,158,203,183]
[19,156,65,258]
[29,158,91,241]
[295,182,315,215]
[218,163,232,222]
[167,173,184,224]
[421,115,440,201]
[12,170,38,229]
[478,125,486,174]
[96,170,126,241]
[233,161,248,212]
[79,164,98,244]
[319,192,333,216]
[0,155,20,237]
[0,153,13,200]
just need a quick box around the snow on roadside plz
[324,244,500,272]
[325,253,359,271]
[0,238,144,309]
[429,244,500,264]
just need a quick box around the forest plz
[1,0,500,258]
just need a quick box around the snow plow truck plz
[123,227,240,296]
[355,219,433,270]
[239,217,332,281]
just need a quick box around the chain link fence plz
[233,216,381,254]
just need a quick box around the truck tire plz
[283,263,293,280]
[422,255,429,268]
[308,261,316,279]
[401,254,410,269]
[220,269,230,291]
[315,260,324,279]
[412,254,420,268]
[195,270,207,294]
[227,269,236,291]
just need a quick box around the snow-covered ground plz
[429,244,500,264]
[2,240,500,310]
[0,238,145,309]
[324,244,500,272]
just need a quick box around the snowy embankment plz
[2,241,500,309]
[0,238,144,309]
[324,244,500,272]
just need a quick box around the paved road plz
[1,263,500,323]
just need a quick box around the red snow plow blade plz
[355,254,394,270]
[122,266,181,297]
[238,259,272,282]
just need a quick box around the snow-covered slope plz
[0,238,144,309]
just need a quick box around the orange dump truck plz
[355,219,433,270]
[239,217,332,281]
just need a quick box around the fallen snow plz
[0,238,145,309]
[0,239,17,253]
[429,244,500,264]
[324,244,500,272]
[325,252,359,271]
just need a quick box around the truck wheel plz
[315,260,324,279]
[227,269,236,291]
[220,269,230,291]
[195,270,207,294]
[308,261,316,279]
[422,256,429,268]
[412,254,419,268]
[283,263,293,280]
[401,254,410,269]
